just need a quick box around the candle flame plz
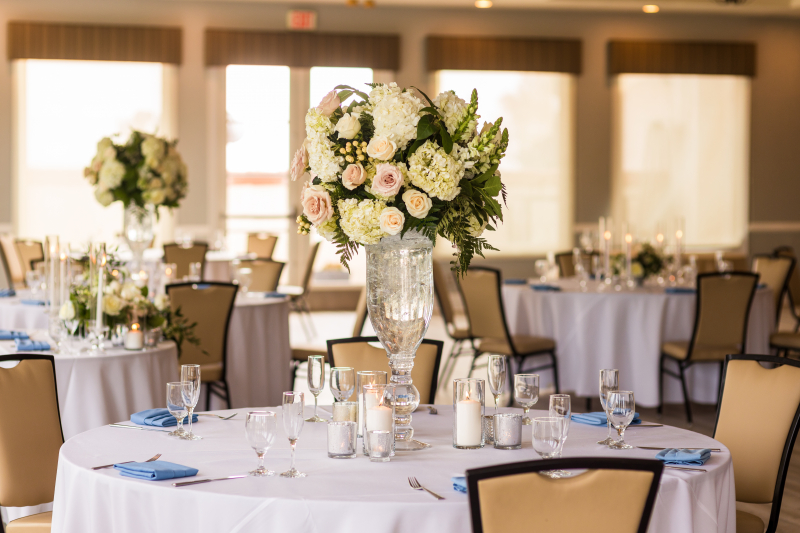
[625,234,632,244]
[676,230,683,239]
[604,231,611,241]
[131,323,140,331]
[60,252,67,260]
[656,233,664,243]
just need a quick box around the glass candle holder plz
[357,370,387,438]
[493,413,523,450]
[367,430,393,462]
[332,401,358,423]
[327,421,357,459]
[483,415,495,445]
[362,383,395,456]
[124,323,144,351]
[453,378,485,449]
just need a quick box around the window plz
[436,70,574,255]
[611,75,750,249]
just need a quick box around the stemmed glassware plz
[281,391,306,478]
[532,416,565,478]
[607,391,635,449]
[330,367,355,402]
[166,382,189,438]
[598,369,619,445]
[513,374,539,425]
[180,364,202,440]
[245,411,277,476]
[305,355,326,422]
[534,259,549,283]
[487,355,507,415]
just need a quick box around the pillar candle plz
[125,323,144,350]
[456,397,482,447]
[366,405,393,433]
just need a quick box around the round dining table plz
[51,406,734,533]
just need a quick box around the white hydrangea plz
[141,135,165,168]
[98,158,126,190]
[433,90,469,136]
[370,89,423,150]
[306,131,343,183]
[467,214,488,238]
[407,140,465,201]
[305,108,335,135]
[337,198,388,245]
[316,216,339,243]
[367,82,403,109]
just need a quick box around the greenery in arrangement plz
[293,83,509,275]
[609,242,665,279]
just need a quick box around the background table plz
[503,280,774,405]
[52,406,734,533]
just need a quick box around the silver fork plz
[196,413,238,420]
[408,477,445,500]
[92,453,162,470]
[427,406,438,415]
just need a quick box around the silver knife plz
[637,446,721,452]
[109,423,170,433]
[173,475,248,487]
[627,424,664,428]
[665,465,707,473]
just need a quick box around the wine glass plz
[598,369,619,445]
[305,355,326,422]
[166,382,188,438]
[330,367,355,402]
[245,411,277,476]
[607,391,635,449]
[534,259,549,283]
[514,374,539,425]
[180,364,202,440]
[48,317,64,354]
[532,416,565,478]
[487,355,506,415]
[281,391,306,478]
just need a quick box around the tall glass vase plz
[366,231,434,451]
[124,204,156,271]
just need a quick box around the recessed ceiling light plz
[475,0,493,7]
[642,4,660,12]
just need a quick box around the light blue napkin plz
[14,338,50,351]
[757,283,768,290]
[0,289,15,297]
[664,287,695,294]
[0,330,28,340]
[264,292,288,298]
[131,408,198,427]
[655,448,711,466]
[452,476,467,493]
[21,299,46,306]
[503,279,526,285]
[530,284,562,292]
[571,412,642,426]
[114,460,198,481]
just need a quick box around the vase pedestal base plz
[395,438,432,451]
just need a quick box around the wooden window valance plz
[608,41,756,77]
[426,36,582,74]
[205,29,400,70]
[7,21,181,64]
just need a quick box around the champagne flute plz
[245,411,277,476]
[305,355,326,422]
[166,382,188,438]
[487,355,507,415]
[514,374,539,425]
[598,369,619,445]
[281,391,306,478]
[607,391,635,449]
[180,364,202,440]
[330,367,355,402]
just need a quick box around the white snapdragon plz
[433,90,469,136]
[337,198,388,245]
[407,140,465,201]
[370,90,423,150]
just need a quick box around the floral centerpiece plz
[293,83,508,274]
[609,242,665,280]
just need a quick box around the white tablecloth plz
[51,406,734,533]
[503,280,774,406]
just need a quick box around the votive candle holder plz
[367,430,393,462]
[453,378,485,449]
[327,421,357,459]
[493,413,523,450]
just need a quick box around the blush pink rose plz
[316,90,341,116]
[290,145,308,181]
[342,163,366,190]
[301,185,334,225]
[371,163,404,198]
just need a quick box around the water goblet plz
[514,374,539,425]
[245,411,277,476]
[534,259,549,283]
[487,354,506,415]
[330,367,355,402]
[166,382,188,438]
[305,355,326,422]
[180,364,202,440]
[281,391,307,478]
[598,369,619,445]
[607,391,635,449]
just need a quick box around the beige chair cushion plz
[735,510,765,533]
[6,511,52,532]
[770,332,800,350]
[292,348,327,363]
[14,241,43,275]
[662,341,740,362]
[481,335,555,356]
[164,243,208,280]
[200,362,223,383]
[0,234,24,284]
[753,256,794,324]
[450,327,472,340]
[459,269,507,340]
[238,260,284,292]
[247,233,277,259]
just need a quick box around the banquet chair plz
[433,260,476,389]
[238,259,285,293]
[166,282,238,409]
[459,267,559,402]
[326,336,443,404]
[555,250,598,278]
[751,254,795,328]
[0,235,23,287]
[466,457,663,533]
[353,286,368,337]
[0,244,14,292]
[13,240,43,275]
[714,354,800,533]
[289,241,320,340]
[0,354,64,533]
[773,246,800,331]
[246,233,278,259]
[163,242,209,281]
[658,272,759,422]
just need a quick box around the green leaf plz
[416,115,436,140]
[406,138,426,158]
[334,84,369,101]
[471,164,498,186]
[412,86,436,108]
[420,106,441,117]
[439,123,453,154]
[483,174,502,197]
[337,90,354,102]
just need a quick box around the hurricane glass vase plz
[366,231,434,451]
[124,204,156,270]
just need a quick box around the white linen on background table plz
[502,281,774,405]
[51,406,734,533]
[0,290,49,330]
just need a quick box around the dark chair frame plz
[433,266,477,390]
[752,253,795,329]
[290,241,321,340]
[657,271,758,423]
[772,246,800,333]
[714,354,800,533]
[327,336,444,404]
[555,250,599,278]
[466,457,664,533]
[166,282,237,410]
[13,239,43,274]
[0,243,14,291]
[163,242,209,281]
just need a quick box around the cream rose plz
[316,90,341,116]
[301,184,334,225]
[402,189,433,219]
[103,294,124,316]
[154,293,170,311]
[379,207,404,236]
[334,113,361,139]
[105,280,121,295]
[59,300,75,320]
[371,163,404,198]
[366,137,397,161]
[120,282,141,301]
[342,163,366,190]
[290,145,308,181]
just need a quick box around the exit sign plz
[286,10,317,31]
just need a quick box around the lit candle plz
[125,323,144,350]
[59,252,67,306]
[675,229,683,271]
[456,395,482,447]
[95,250,106,333]
[603,230,612,281]
[625,233,633,278]
[366,403,393,433]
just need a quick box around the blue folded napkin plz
[114,460,199,481]
[665,287,695,294]
[452,476,467,493]
[131,408,198,427]
[504,279,526,285]
[757,283,768,290]
[20,299,46,306]
[264,292,288,298]
[0,330,29,340]
[571,412,642,425]
[0,288,15,297]
[14,338,50,351]
[530,284,562,292]
[655,448,711,466]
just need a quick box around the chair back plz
[14,240,43,274]
[714,355,800,531]
[299,242,321,296]
[352,287,368,337]
[327,336,443,404]
[247,233,278,259]
[752,254,795,326]
[0,235,23,285]
[774,247,800,311]
[238,259,284,292]
[555,251,597,278]
[0,355,64,508]
[466,457,663,533]
[166,282,237,383]
[433,261,468,335]
[164,242,209,281]
[0,243,13,291]
[459,267,510,342]
[686,272,758,362]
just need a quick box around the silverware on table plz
[92,453,162,471]
[408,477,445,500]
[109,423,170,433]
[665,465,707,473]
[427,406,438,415]
[637,446,721,452]
[196,413,238,420]
[173,475,248,487]
[627,424,664,428]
